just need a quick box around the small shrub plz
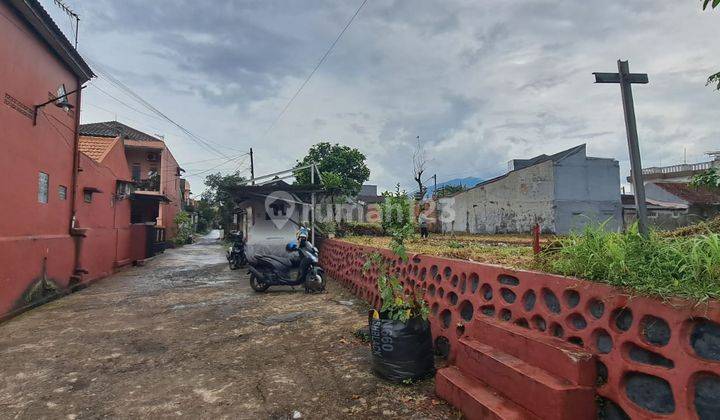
[173,211,194,246]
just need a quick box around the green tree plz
[691,168,720,190]
[322,171,344,221]
[295,142,370,197]
[195,192,217,233]
[173,211,194,245]
[703,0,720,90]
[436,184,465,198]
[204,171,245,233]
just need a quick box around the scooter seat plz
[256,254,296,269]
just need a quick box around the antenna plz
[52,0,80,49]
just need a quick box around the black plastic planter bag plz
[369,312,435,382]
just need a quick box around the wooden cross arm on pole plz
[593,72,648,84]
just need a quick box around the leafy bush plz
[544,223,720,301]
[173,211,194,246]
[381,184,414,234]
[363,252,429,322]
[691,168,720,190]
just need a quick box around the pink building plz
[79,122,185,245]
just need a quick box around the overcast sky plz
[42,0,719,195]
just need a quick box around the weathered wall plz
[0,1,80,318]
[241,197,305,260]
[444,161,556,234]
[554,152,622,233]
[321,239,720,419]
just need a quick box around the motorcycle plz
[246,238,326,293]
[226,231,247,270]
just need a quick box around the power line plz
[85,58,233,159]
[263,0,368,136]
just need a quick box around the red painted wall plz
[321,239,720,419]
[76,140,133,281]
[0,2,81,318]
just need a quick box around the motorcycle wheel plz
[229,258,239,270]
[306,271,326,293]
[249,273,269,292]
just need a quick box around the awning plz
[131,192,171,203]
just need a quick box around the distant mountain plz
[425,176,483,198]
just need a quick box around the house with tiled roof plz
[79,121,185,249]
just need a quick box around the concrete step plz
[436,366,539,420]
[456,338,596,420]
[466,317,595,386]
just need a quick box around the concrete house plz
[439,144,622,234]
[644,182,720,225]
[79,121,185,248]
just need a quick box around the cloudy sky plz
[42,0,719,194]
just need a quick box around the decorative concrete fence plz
[320,239,720,419]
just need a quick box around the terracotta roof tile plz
[654,182,720,205]
[78,136,117,163]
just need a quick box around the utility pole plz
[249,148,255,185]
[594,60,650,238]
[433,174,437,198]
[310,163,315,243]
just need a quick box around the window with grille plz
[58,185,67,200]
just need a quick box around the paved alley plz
[0,232,456,420]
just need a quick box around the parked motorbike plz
[226,231,247,270]
[247,237,325,293]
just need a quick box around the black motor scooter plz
[247,237,325,293]
[226,231,247,270]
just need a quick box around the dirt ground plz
[0,232,458,420]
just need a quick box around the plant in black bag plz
[362,209,434,383]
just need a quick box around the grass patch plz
[341,235,535,269]
[541,224,720,301]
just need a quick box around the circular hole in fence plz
[624,371,676,415]
[532,315,547,332]
[611,308,633,332]
[430,265,439,279]
[444,267,453,279]
[459,300,474,321]
[448,292,459,306]
[435,336,450,359]
[563,289,580,309]
[694,373,720,420]
[456,324,466,338]
[419,267,427,281]
[640,315,671,347]
[469,273,480,293]
[567,313,588,330]
[523,290,536,312]
[690,318,720,362]
[480,305,496,317]
[499,308,512,322]
[596,360,608,387]
[438,287,445,298]
[568,336,584,347]
[431,302,439,316]
[427,284,436,297]
[542,288,561,314]
[550,322,564,338]
[588,298,605,319]
[480,283,493,301]
[500,288,517,304]
[514,318,529,329]
[459,277,467,294]
[440,309,452,328]
[498,274,520,286]
[593,329,613,354]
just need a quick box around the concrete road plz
[0,232,456,419]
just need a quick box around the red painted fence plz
[320,238,720,419]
